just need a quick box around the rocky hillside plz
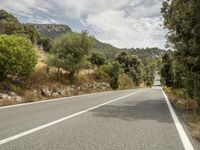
[31,24,72,38]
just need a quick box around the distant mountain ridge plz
[30,24,72,39]
[30,23,165,58]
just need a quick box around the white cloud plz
[86,9,166,48]
[0,0,167,48]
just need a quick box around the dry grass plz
[0,99,15,106]
[163,87,200,142]
[119,73,135,89]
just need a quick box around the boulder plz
[8,92,16,97]
[15,96,23,102]
[41,87,52,96]
[0,93,9,100]
[57,89,65,96]
[52,92,59,97]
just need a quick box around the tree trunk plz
[68,71,75,84]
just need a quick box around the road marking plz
[0,90,116,110]
[161,88,194,150]
[0,88,143,110]
[0,90,144,145]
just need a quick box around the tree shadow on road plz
[90,98,173,123]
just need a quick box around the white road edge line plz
[0,89,143,110]
[0,90,115,110]
[161,88,194,150]
[0,90,144,145]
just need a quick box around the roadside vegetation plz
[161,0,200,141]
[0,10,162,106]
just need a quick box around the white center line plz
[161,88,194,150]
[0,90,144,145]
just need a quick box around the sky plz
[0,0,167,49]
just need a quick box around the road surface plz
[0,80,199,149]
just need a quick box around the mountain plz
[30,23,165,58]
[31,24,72,39]
[93,40,120,58]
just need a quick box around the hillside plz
[31,24,72,39]
[93,40,120,58]
[31,24,165,58]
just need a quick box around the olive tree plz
[48,32,94,82]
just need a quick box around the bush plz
[94,67,110,81]
[89,52,106,67]
[96,62,120,89]
[0,35,37,80]
[119,73,134,89]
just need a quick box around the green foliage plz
[47,32,94,82]
[89,52,106,67]
[142,66,155,87]
[100,62,120,89]
[107,61,120,89]
[115,51,142,85]
[0,35,37,80]
[0,9,18,23]
[161,53,173,87]
[38,37,52,52]
[161,0,200,105]
[23,24,41,44]
[128,47,166,59]
[0,10,41,44]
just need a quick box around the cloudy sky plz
[0,0,167,49]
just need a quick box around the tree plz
[48,32,94,82]
[0,35,37,80]
[161,53,173,87]
[89,52,106,67]
[161,0,200,103]
[38,37,52,52]
[23,24,41,44]
[0,10,41,44]
[115,51,142,85]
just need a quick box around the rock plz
[105,83,110,87]
[41,87,52,96]
[0,93,9,99]
[52,92,59,97]
[71,85,76,88]
[33,89,38,97]
[101,86,106,91]
[15,96,22,102]
[102,82,106,86]
[96,83,101,88]
[8,92,16,97]
[0,93,3,98]
[57,89,65,96]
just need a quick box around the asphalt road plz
[0,80,199,149]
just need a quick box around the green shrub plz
[98,62,120,89]
[89,52,106,67]
[0,35,37,80]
